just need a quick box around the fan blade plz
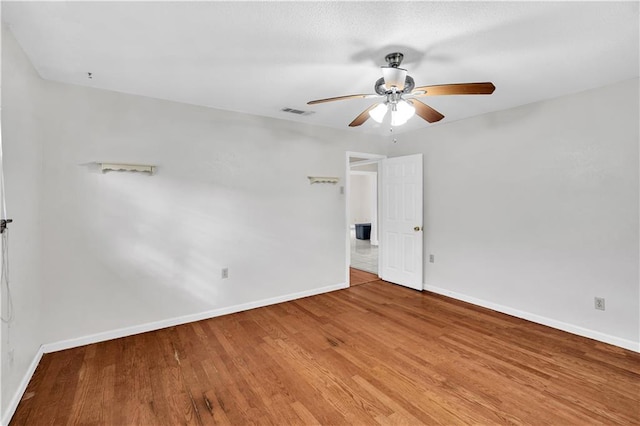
[409,99,445,123]
[349,104,379,127]
[308,94,377,105]
[411,82,495,96]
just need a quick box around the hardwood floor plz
[349,267,379,286]
[11,280,640,425]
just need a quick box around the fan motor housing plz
[374,76,415,96]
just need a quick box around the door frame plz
[345,151,386,285]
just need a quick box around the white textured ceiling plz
[2,1,639,134]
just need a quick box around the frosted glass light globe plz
[369,103,388,123]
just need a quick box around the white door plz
[380,154,423,290]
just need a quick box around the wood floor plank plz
[349,267,378,286]
[10,280,640,425]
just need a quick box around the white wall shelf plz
[308,176,339,185]
[99,163,156,175]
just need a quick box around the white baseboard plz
[2,345,44,426]
[424,284,640,353]
[3,282,347,425]
[42,282,347,353]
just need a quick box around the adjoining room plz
[349,155,379,276]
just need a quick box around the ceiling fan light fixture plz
[390,110,407,126]
[369,103,388,123]
[381,66,407,90]
[390,100,415,126]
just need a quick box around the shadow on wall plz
[68,161,341,313]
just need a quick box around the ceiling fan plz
[307,52,495,127]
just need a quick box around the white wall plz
[37,76,388,345]
[1,26,45,415]
[390,78,639,349]
[349,174,373,225]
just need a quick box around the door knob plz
[414,226,422,231]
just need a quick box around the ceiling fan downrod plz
[385,52,404,68]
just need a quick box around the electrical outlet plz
[429,254,435,263]
[221,268,229,279]
[594,297,605,311]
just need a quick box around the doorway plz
[346,152,385,285]
[346,152,425,290]
[349,170,378,273]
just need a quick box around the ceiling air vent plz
[281,107,315,116]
